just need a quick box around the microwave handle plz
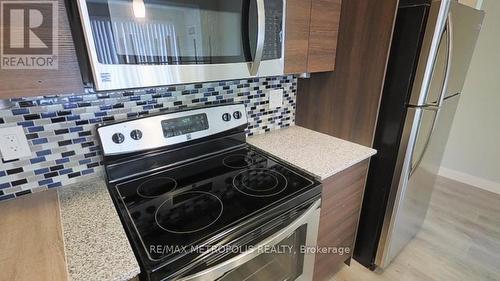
[249,0,266,76]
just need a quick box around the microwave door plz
[70,0,284,91]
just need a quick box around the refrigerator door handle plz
[426,14,453,108]
[436,14,453,108]
[409,108,440,177]
[409,15,452,176]
[411,13,453,109]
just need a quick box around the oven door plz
[72,0,285,91]
[178,199,321,281]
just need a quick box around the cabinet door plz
[0,0,83,99]
[284,0,312,74]
[313,160,369,281]
[307,0,342,72]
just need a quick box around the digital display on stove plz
[161,113,209,138]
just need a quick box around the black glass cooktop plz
[114,146,315,261]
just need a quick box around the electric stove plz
[98,104,322,281]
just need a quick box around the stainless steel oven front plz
[178,199,321,281]
[68,0,285,91]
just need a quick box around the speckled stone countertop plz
[58,178,140,281]
[55,125,374,281]
[248,126,377,180]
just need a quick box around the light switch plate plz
[269,89,284,109]
[0,126,32,161]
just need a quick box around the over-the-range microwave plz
[66,0,286,91]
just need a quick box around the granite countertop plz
[248,126,377,180]
[56,125,375,281]
[58,178,140,281]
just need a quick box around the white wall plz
[458,0,483,9]
[440,0,500,194]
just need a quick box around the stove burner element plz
[222,154,253,169]
[242,173,278,192]
[233,168,288,197]
[155,191,224,234]
[137,177,178,198]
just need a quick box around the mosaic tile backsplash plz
[0,75,297,201]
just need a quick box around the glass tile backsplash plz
[0,75,296,201]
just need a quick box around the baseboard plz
[438,167,500,195]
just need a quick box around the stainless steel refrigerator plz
[354,0,484,269]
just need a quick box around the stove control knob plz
[130,129,143,140]
[233,111,243,119]
[112,133,125,144]
[222,113,231,122]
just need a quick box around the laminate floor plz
[331,176,500,281]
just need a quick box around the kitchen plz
[0,0,498,281]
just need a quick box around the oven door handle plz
[249,0,266,76]
[178,199,321,281]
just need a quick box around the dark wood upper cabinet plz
[307,0,342,72]
[0,0,83,99]
[284,0,312,74]
[296,0,398,147]
[284,0,341,74]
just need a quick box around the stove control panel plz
[97,104,248,156]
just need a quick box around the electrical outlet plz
[269,89,284,109]
[0,126,32,161]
